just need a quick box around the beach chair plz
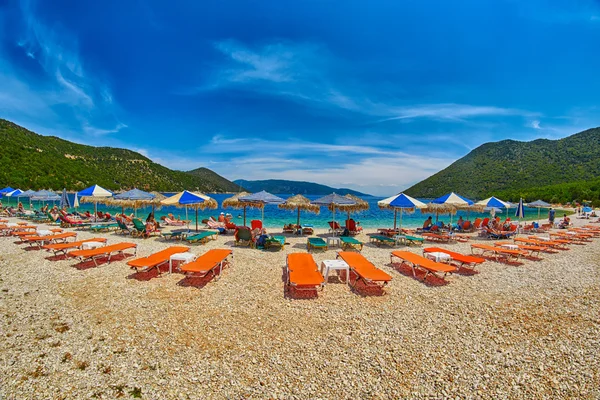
[369,234,396,247]
[470,244,527,263]
[115,219,133,235]
[390,251,456,282]
[282,224,296,234]
[494,242,544,258]
[90,223,120,233]
[301,225,314,235]
[59,214,91,228]
[234,226,255,247]
[403,235,425,246]
[423,247,485,271]
[345,219,363,235]
[528,235,572,248]
[68,242,137,267]
[43,238,108,257]
[328,221,343,234]
[251,220,263,231]
[127,246,190,274]
[285,253,325,293]
[186,231,219,244]
[307,237,328,252]
[422,232,453,243]
[337,251,392,290]
[22,232,77,249]
[265,235,286,251]
[180,249,233,280]
[160,230,187,241]
[339,236,363,251]
[164,217,186,226]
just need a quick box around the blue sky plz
[1,0,600,196]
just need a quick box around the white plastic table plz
[425,252,451,263]
[169,252,197,274]
[326,237,341,247]
[82,241,105,250]
[500,244,519,250]
[320,259,350,284]
[534,236,551,241]
[6,223,17,227]
[36,230,52,236]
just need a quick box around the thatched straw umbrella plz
[160,190,218,232]
[222,192,263,226]
[335,194,369,222]
[278,194,320,227]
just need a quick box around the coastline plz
[1,215,599,398]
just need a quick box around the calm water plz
[2,193,549,229]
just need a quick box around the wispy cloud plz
[0,0,125,137]
[528,120,542,129]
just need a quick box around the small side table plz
[326,237,341,247]
[320,259,350,284]
[81,241,105,250]
[169,252,197,274]
[425,252,451,263]
[36,230,52,236]
[500,244,519,250]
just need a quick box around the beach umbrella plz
[31,190,61,208]
[0,186,15,196]
[78,184,113,216]
[5,189,23,206]
[423,192,481,223]
[19,189,36,209]
[239,191,285,224]
[160,190,217,232]
[73,193,80,209]
[278,194,320,227]
[112,188,155,216]
[60,188,71,209]
[378,192,427,229]
[527,199,551,223]
[312,193,356,236]
[484,206,503,216]
[337,194,370,222]
[477,196,512,218]
[222,192,263,226]
[582,206,593,213]
[515,198,525,227]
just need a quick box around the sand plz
[0,215,599,399]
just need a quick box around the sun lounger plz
[160,230,187,241]
[339,236,363,251]
[494,242,544,258]
[337,251,392,289]
[369,234,396,247]
[89,223,119,233]
[423,247,485,270]
[127,246,190,274]
[390,251,456,281]
[528,235,572,247]
[328,221,343,234]
[395,235,425,246]
[180,249,233,280]
[43,238,108,256]
[285,253,325,292]
[164,217,186,226]
[265,235,286,250]
[68,242,137,267]
[470,243,527,262]
[422,232,454,243]
[22,232,77,249]
[514,237,565,251]
[186,231,218,244]
[307,237,328,252]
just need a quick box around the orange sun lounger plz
[22,232,77,249]
[68,242,137,267]
[337,251,392,289]
[470,243,527,262]
[422,232,453,243]
[528,235,573,246]
[514,237,564,251]
[180,249,233,280]
[127,246,190,274]
[390,251,456,281]
[494,242,545,258]
[43,238,108,256]
[423,247,485,270]
[285,253,325,292]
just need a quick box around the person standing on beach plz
[548,208,555,225]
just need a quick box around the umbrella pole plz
[393,209,397,230]
[185,206,189,233]
[196,207,199,232]
[243,207,247,226]
[332,207,336,237]
[297,208,300,227]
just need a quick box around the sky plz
[1,0,600,196]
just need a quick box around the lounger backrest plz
[251,220,262,230]
[287,253,317,270]
[132,218,146,231]
[462,221,471,230]
[235,226,252,241]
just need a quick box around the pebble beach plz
[1,217,599,399]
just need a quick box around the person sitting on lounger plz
[146,212,159,229]
[423,216,433,230]
[218,212,225,223]
[17,202,24,213]
[558,214,571,229]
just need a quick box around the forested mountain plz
[0,119,237,192]
[405,127,600,203]
[233,179,370,196]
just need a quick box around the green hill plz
[405,127,600,201]
[0,119,238,192]
[233,179,371,196]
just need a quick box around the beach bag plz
[341,228,350,236]
[256,234,268,247]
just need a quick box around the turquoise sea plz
[2,193,550,229]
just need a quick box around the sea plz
[2,193,550,229]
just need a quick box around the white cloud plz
[529,120,541,129]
